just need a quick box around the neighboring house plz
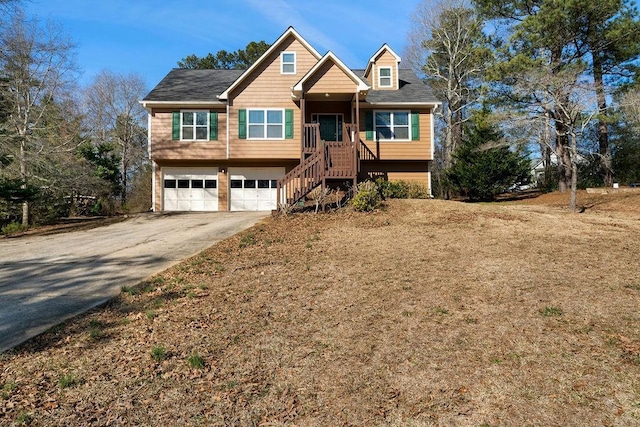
[141,27,440,212]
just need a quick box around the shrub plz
[1,221,28,236]
[351,181,381,212]
[407,182,430,199]
[375,179,408,199]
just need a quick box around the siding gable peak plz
[218,27,322,100]
[364,44,402,90]
[292,51,369,98]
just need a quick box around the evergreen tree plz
[447,108,530,201]
[178,41,271,70]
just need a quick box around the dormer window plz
[379,67,392,88]
[281,52,296,74]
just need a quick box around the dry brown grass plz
[2,192,640,426]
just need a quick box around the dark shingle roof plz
[356,68,439,104]
[143,69,244,102]
[143,67,439,105]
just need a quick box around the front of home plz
[141,27,440,212]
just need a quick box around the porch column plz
[354,91,360,182]
[300,96,305,161]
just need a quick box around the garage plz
[163,167,218,211]
[229,167,285,211]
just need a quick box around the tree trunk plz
[555,122,572,193]
[569,133,579,212]
[20,138,29,226]
[592,53,612,186]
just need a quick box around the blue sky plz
[24,0,422,92]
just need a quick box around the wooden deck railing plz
[303,123,320,154]
[324,142,355,178]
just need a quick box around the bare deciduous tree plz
[405,0,491,197]
[83,70,148,205]
[0,10,78,225]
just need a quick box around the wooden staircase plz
[277,123,362,209]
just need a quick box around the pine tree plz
[447,108,530,201]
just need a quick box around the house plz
[140,27,440,212]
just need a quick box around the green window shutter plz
[285,109,294,139]
[411,111,420,140]
[238,109,246,139]
[172,111,180,140]
[209,111,218,140]
[365,111,373,140]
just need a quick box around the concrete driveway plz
[0,211,268,353]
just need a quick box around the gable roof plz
[360,69,440,106]
[364,43,401,77]
[141,69,243,107]
[291,51,369,98]
[218,26,322,100]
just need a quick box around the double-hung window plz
[378,67,392,88]
[248,109,284,139]
[281,52,296,74]
[181,111,209,140]
[375,111,410,141]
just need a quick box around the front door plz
[315,114,343,142]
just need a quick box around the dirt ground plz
[1,191,639,426]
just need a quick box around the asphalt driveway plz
[0,211,268,353]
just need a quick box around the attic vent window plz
[379,67,392,88]
[281,52,296,74]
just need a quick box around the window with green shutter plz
[238,109,247,139]
[411,111,420,140]
[285,109,294,139]
[172,111,180,140]
[365,111,373,140]
[209,111,218,140]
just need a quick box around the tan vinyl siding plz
[228,35,318,159]
[387,171,429,183]
[372,50,399,90]
[150,109,227,160]
[304,61,357,94]
[359,109,433,160]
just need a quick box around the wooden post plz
[354,91,360,181]
[300,97,305,161]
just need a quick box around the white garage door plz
[229,167,285,211]
[163,167,218,211]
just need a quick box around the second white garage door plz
[163,167,218,211]
[229,167,285,211]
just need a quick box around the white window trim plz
[180,110,209,141]
[247,108,285,140]
[281,51,296,75]
[374,110,411,141]
[378,66,392,88]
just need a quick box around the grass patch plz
[188,353,205,369]
[540,306,564,317]
[239,233,257,248]
[58,373,79,389]
[151,345,167,362]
